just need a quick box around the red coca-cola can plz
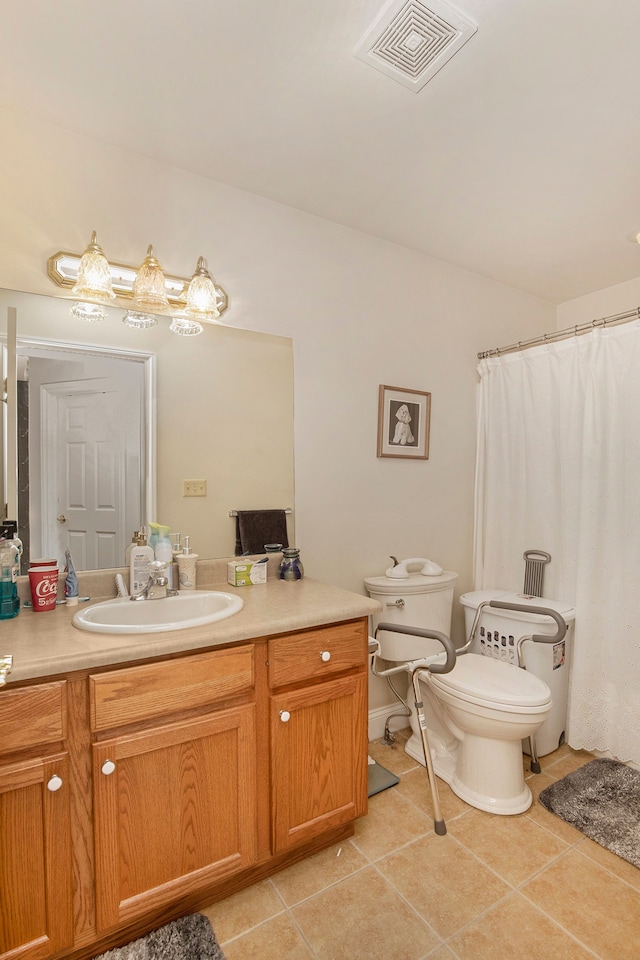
[29,565,59,612]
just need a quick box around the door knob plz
[57,514,67,524]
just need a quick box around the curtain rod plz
[477,306,640,360]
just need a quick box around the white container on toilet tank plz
[364,569,459,661]
[460,591,576,757]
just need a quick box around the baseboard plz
[368,703,411,742]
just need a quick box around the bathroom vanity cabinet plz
[0,612,370,960]
[0,681,74,959]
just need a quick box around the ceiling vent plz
[355,0,477,92]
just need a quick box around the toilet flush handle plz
[385,598,405,608]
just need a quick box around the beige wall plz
[557,275,640,328]
[0,105,557,714]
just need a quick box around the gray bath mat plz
[94,914,225,960]
[539,757,640,869]
[368,757,400,797]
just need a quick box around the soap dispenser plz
[129,533,154,595]
[177,536,198,590]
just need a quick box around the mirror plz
[1,288,294,569]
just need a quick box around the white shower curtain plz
[474,321,640,765]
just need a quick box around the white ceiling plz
[2,0,640,305]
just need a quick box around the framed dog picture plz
[377,384,430,459]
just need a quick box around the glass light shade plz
[132,245,170,310]
[70,231,115,302]
[70,301,108,322]
[185,256,220,320]
[170,316,204,337]
[122,310,158,329]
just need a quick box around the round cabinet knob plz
[279,710,291,723]
[101,759,116,776]
[320,650,331,662]
[47,774,63,792]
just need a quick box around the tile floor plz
[201,731,640,959]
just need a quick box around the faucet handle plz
[149,560,167,577]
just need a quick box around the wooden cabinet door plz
[270,674,367,854]
[93,705,257,931]
[0,753,73,960]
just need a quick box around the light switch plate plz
[182,479,207,497]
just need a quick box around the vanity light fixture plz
[131,245,170,311]
[185,257,220,321]
[69,231,116,304]
[71,302,109,323]
[47,233,228,337]
[122,310,158,330]
[169,316,204,337]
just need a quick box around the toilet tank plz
[364,571,458,661]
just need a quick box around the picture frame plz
[377,384,430,459]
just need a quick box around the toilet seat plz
[428,653,551,711]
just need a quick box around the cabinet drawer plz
[0,681,67,753]
[268,621,366,689]
[90,646,255,732]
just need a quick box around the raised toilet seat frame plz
[369,623,456,835]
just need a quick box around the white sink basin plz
[72,591,243,634]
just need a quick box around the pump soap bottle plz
[177,536,198,590]
[129,533,154,595]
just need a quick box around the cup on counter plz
[29,558,58,567]
[29,564,59,612]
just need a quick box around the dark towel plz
[234,510,289,556]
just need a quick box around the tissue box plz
[227,560,267,586]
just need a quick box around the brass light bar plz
[47,250,228,316]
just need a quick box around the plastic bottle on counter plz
[154,526,175,590]
[129,534,154,595]
[1,521,23,577]
[177,536,198,590]
[124,530,140,569]
[0,537,20,620]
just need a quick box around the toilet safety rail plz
[460,599,567,657]
[460,599,568,772]
[369,623,456,836]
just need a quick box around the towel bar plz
[228,508,292,516]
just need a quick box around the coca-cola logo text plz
[35,577,58,599]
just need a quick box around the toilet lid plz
[429,653,551,707]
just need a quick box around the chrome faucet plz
[131,561,178,601]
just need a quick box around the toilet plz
[365,567,552,815]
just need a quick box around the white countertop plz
[2,574,381,684]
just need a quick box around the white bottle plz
[124,530,139,569]
[154,528,175,590]
[177,536,198,591]
[129,536,154,594]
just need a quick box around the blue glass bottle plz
[278,547,304,581]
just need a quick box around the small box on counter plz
[227,559,268,586]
